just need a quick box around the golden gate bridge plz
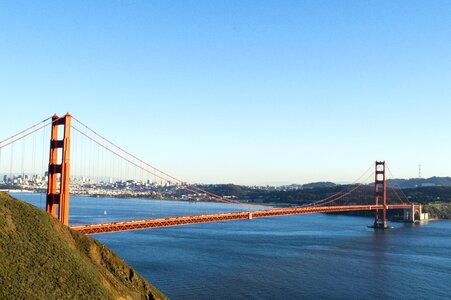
[0,113,421,235]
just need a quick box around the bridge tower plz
[373,161,387,229]
[46,113,71,226]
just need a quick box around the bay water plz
[14,193,451,299]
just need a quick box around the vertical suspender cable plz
[9,144,13,191]
[21,138,25,194]
[32,132,36,196]
[40,125,46,209]
[0,148,2,185]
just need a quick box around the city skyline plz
[1,1,451,184]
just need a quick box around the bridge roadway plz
[71,204,414,234]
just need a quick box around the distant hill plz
[0,192,167,300]
[283,177,451,189]
[386,177,451,188]
[296,177,451,189]
[301,182,337,189]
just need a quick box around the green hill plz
[0,192,167,300]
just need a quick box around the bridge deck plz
[71,204,413,235]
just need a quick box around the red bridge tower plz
[373,161,388,229]
[46,113,71,226]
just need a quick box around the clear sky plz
[1,1,451,185]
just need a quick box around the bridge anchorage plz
[0,112,422,234]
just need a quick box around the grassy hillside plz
[0,192,167,300]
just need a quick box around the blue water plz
[14,193,451,299]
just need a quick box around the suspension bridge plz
[0,113,421,235]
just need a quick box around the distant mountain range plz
[284,177,451,189]
[385,177,451,188]
[215,177,451,191]
[199,177,451,208]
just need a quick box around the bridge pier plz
[403,204,424,223]
[372,209,388,229]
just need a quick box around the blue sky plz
[1,1,451,185]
